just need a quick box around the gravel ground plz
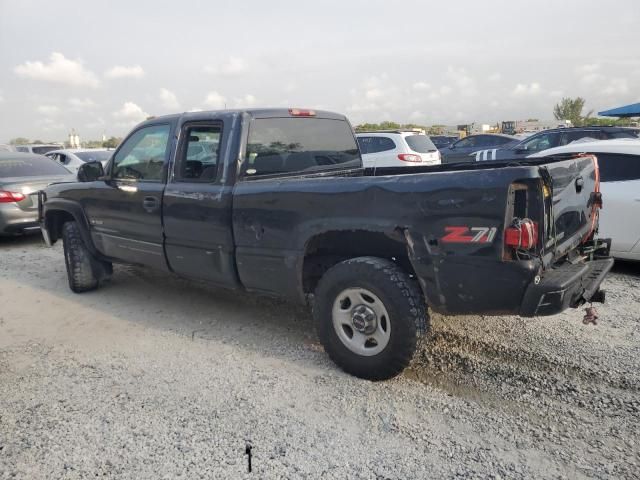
[1,235,639,479]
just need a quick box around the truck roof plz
[140,108,348,126]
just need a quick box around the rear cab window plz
[244,117,361,177]
[404,135,437,153]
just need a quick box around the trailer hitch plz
[582,306,599,325]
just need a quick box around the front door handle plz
[142,196,159,212]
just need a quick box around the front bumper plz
[520,257,614,317]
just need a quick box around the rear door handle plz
[142,196,159,212]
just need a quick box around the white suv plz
[356,131,441,168]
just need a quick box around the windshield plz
[0,156,70,177]
[405,135,437,153]
[75,151,113,162]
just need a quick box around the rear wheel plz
[313,256,428,380]
[62,221,112,293]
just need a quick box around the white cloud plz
[112,101,149,126]
[104,65,145,79]
[159,88,180,110]
[233,94,257,108]
[603,78,629,95]
[205,56,248,76]
[37,117,65,132]
[488,72,502,82]
[511,82,542,96]
[36,105,59,115]
[446,66,477,97]
[576,63,600,74]
[202,91,226,109]
[68,98,97,109]
[548,90,564,98]
[86,117,106,129]
[365,88,383,100]
[412,81,431,91]
[409,110,426,121]
[14,52,99,87]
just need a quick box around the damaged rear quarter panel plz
[233,166,541,313]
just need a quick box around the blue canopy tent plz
[598,102,640,118]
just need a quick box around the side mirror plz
[449,144,456,149]
[77,161,105,182]
[514,147,527,154]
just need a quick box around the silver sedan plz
[0,152,75,236]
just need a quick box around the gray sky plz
[1,0,639,142]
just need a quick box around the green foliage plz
[553,97,593,126]
[354,121,426,132]
[102,136,122,148]
[582,117,634,127]
[9,137,30,145]
[84,140,105,148]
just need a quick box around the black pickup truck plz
[39,108,612,380]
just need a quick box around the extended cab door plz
[84,123,172,269]
[162,118,240,287]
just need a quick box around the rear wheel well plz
[302,230,416,295]
[45,210,75,243]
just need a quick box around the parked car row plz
[2,122,638,267]
[472,126,640,162]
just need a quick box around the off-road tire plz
[313,256,428,381]
[62,221,112,293]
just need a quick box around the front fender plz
[40,197,98,256]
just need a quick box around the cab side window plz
[175,124,222,183]
[112,124,171,181]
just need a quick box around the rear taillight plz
[505,219,538,249]
[0,191,26,203]
[398,153,422,163]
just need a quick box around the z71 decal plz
[441,226,497,244]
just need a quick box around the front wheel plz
[313,256,428,381]
[62,221,112,293]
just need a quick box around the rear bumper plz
[0,204,40,235]
[519,257,614,317]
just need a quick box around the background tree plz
[9,137,30,145]
[553,97,593,126]
[354,121,428,132]
[102,136,122,148]
[85,140,105,148]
